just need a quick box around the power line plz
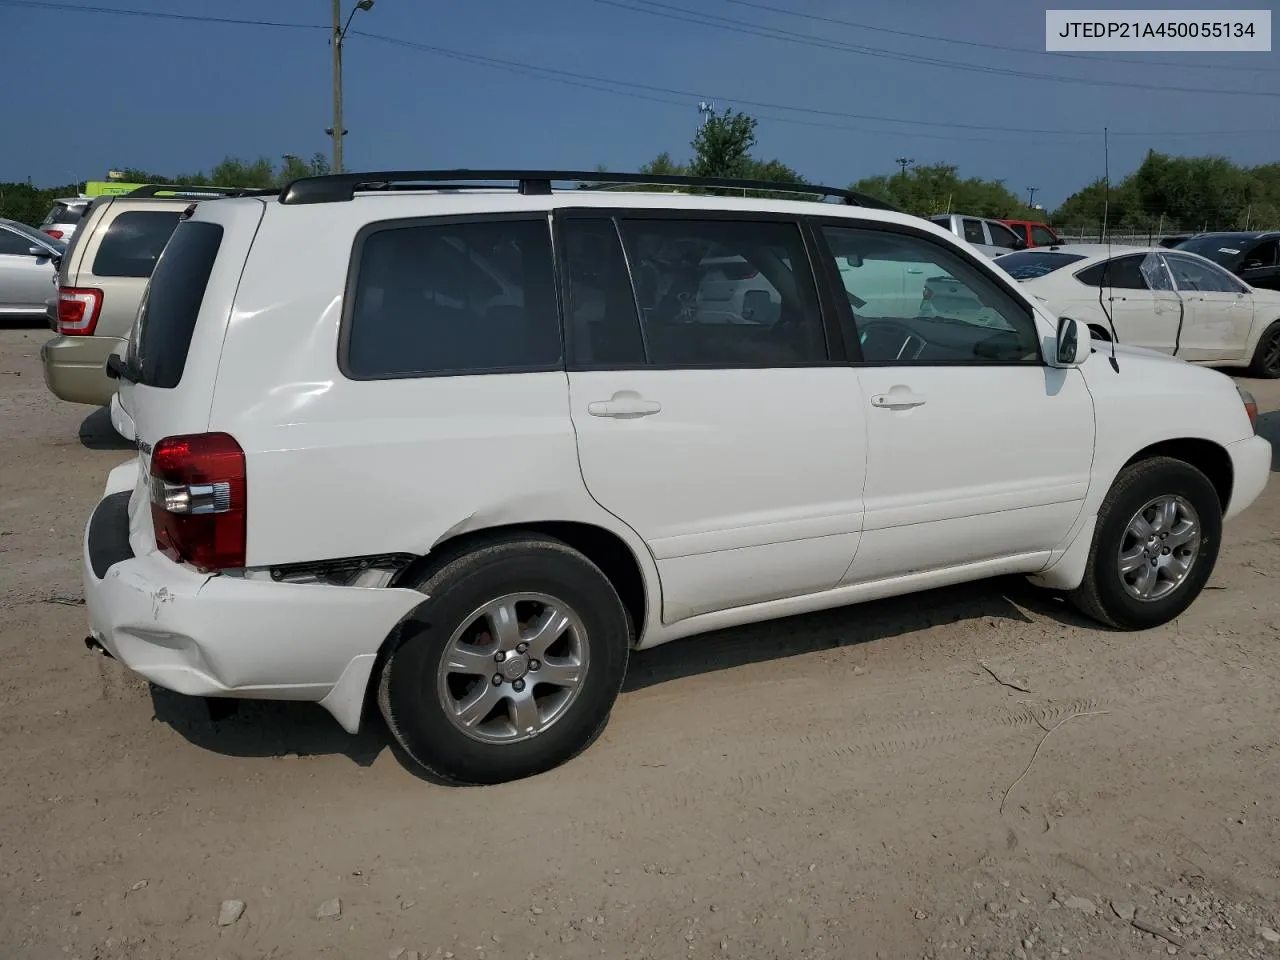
[596,0,1280,98]
[7,0,1277,140]
[352,30,1276,141]
[720,0,1280,74]
[0,0,326,29]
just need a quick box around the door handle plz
[871,392,927,410]
[588,392,662,419]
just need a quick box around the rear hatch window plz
[92,210,183,278]
[131,221,223,389]
[993,250,1087,280]
[42,202,85,226]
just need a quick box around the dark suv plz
[1175,232,1280,290]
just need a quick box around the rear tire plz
[1247,320,1280,379]
[378,533,631,785]
[1068,457,1221,630]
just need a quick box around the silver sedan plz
[0,218,64,322]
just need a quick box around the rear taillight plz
[149,433,247,571]
[1238,386,1258,431]
[57,287,103,336]
[43,228,64,240]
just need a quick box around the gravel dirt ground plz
[2,325,1278,960]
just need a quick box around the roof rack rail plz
[125,184,277,199]
[277,169,900,211]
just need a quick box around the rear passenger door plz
[558,212,867,625]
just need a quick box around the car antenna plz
[1099,126,1120,372]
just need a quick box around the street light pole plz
[328,0,374,174]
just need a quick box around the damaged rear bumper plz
[81,483,426,733]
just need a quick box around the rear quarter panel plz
[207,198,658,581]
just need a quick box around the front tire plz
[1248,320,1280,379]
[378,534,631,785]
[1068,457,1221,630]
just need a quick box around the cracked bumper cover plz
[81,477,426,733]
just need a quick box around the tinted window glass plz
[43,202,85,226]
[0,228,32,256]
[616,218,827,367]
[962,219,986,244]
[1165,254,1245,293]
[823,225,1040,364]
[1242,240,1277,269]
[1075,255,1153,290]
[345,218,561,378]
[1031,225,1058,246]
[91,210,182,278]
[987,222,1022,249]
[561,218,647,367]
[994,251,1086,280]
[132,221,223,390]
[6,219,63,252]
[1173,235,1247,268]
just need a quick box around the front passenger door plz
[1163,253,1254,362]
[819,222,1095,584]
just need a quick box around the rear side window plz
[132,221,223,389]
[343,217,561,378]
[962,219,986,244]
[91,210,183,278]
[1076,254,1158,291]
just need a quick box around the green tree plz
[636,109,809,197]
[850,163,1028,218]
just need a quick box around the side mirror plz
[843,254,863,268]
[29,245,52,258]
[1051,315,1089,367]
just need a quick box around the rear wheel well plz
[392,521,648,645]
[1087,323,1112,342]
[1123,438,1232,514]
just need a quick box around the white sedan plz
[995,244,1280,378]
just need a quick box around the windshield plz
[992,250,1086,280]
[9,220,66,253]
[1173,236,1247,268]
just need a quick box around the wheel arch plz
[389,520,652,646]
[1029,435,1234,593]
[1121,437,1233,515]
[351,520,654,737]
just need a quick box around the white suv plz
[84,170,1271,785]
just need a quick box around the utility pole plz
[1026,186,1039,208]
[328,0,374,174]
[331,0,343,173]
[698,101,714,139]
[895,156,913,179]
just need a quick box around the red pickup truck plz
[1000,220,1062,248]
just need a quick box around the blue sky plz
[2,0,1277,207]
